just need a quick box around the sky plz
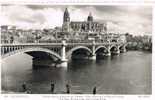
[0,5,152,35]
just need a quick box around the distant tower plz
[63,8,70,23]
[87,12,93,32]
[62,8,70,32]
[87,12,93,22]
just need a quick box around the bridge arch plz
[66,46,92,58]
[110,45,118,50]
[2,47,62,59]
[95,46,108,53]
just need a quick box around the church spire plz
[65,8,69,14]
[63,8,70,23]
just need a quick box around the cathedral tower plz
[87,12,93,32]
[62,8,70,32]
[63,8,70,23]
[87,12,93,22]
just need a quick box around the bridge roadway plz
[1,40,127,68]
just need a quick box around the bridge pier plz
[121,47,127,53]
[60,40,68,68]
[122,48,126,53]
[106,47,111,56]
[89,40,96,60]
[89,54,96,60]
[60,59,68,68]
[116,50,120,54]
[106,51,111,56]
[111,47,120,55]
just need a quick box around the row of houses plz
[1,25,127,44]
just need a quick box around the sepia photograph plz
[1,4,152,94]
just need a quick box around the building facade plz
[62,8,107,33]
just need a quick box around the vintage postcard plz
[0,0,154,100]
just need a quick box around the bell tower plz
[62,8,70,32]
[87,12,93,22]
[63,8,70,23]
[87,12,93,32]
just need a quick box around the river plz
[1,51,152,94]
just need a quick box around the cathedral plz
[62,8,107,33]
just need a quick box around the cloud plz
[94,6,152,35]
[0,5,152,35]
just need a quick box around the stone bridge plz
[1,40,127,68]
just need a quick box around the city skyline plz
[1,5,152,35]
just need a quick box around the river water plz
[1,51,152,94]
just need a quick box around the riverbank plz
[126,42,152,52]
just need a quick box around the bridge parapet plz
[1,40,125,45]
[1,43,62,46]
